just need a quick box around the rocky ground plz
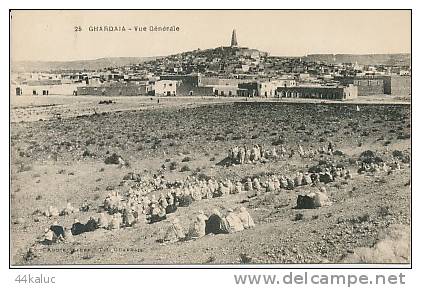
[10,98,411,265]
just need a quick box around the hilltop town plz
[11,30,411,101]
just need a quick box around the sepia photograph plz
[9,9,411,267]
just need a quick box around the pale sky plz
[10,10,411,61]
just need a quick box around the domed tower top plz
[231,29,238,47]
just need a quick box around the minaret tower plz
[230,29,238,47]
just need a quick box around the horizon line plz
[11,46,411,63]
[11,51,412,63]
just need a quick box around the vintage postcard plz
[10,10,411,266]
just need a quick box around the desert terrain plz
[10,95,411,265]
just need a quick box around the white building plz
[259,79,296,97]
[259,81,278,97]
[154,80,177,96]
[276,78,297,88]
[12,83,85,96]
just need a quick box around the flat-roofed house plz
[154,80,177,96]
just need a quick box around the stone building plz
[238,82,259,97]
[201,77,243,87]
[159,74,204,95]
[238,78,297,97]
[337,75,386,96]
[276,85,358,100]
[386,75,411,96]
[259,79,297,97]
[336,76,384,96]
[212,85,247,97]
[336,75,411,96]
[77,82,150,96]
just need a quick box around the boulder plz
[105,153,126,165]
[296,191,331,209]
[297,194,317,209]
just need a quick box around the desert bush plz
[297,124,306,131]
[17,163,32,173]
[163,133,177,139]
[239,253,253,264]
[85,138,96,145]
[272,138,284,146]
[169,161,178,171]
[82,150,94,157]
[333,183,341,189]
[397,133,410,140]
[350,213,370,224]
[195,173,211,181]
[378,205,391,217]
[375,177,387,184]
[256,194,289,208]
[104,153,125,165]
[359,150,383,164]
[182,156,193,162]
[392,150,410,163]
[392,150,404,158]
[205,256,216,264]
[293,213,304,221]
[180,165,191,172]
[333,150,345,156]
[308,164,323,173]
[249,171,273,179]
